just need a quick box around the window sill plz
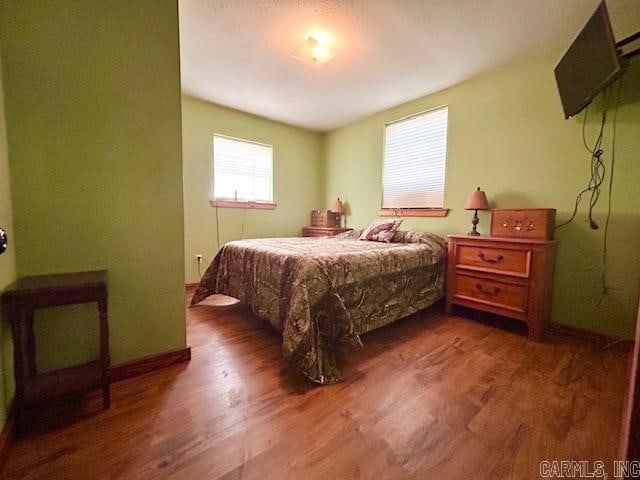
[210,200,277,210]
[378,208,449,217]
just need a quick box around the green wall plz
[0,0,186,370]
[0,44,16,428]
[324,50,640,338]
[182,95,324,284]
[0,3,634,411]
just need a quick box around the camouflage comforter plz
[190,230,446,384]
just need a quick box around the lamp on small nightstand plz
[330,197,346,227]
[465,187,489,236]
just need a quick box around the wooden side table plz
[1,270,110,432]
[302,227,352,237]
[446,236,556,341]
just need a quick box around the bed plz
[190,230,447,384]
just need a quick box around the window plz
[211,134,274,208]
[382,106,448,211]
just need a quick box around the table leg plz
[26,310,37,377]
[98,299,110,409]
[528,321,543,342]
[8,308,28,435]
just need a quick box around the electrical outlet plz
[195,254,203,264]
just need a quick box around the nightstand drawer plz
[456,244,531,278]
[454,275,527,314]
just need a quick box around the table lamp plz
[331,198,346,227]
[465,187,490,236]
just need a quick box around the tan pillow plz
[359,218,403,242]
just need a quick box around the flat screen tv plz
[554,1,624,119]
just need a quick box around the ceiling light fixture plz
[292,32,337,68]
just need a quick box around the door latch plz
[0,227,8,255]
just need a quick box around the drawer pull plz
[476,283,501,295]
[478,251,504,264]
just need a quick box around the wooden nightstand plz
[302,227,352,237]
[446,235,556,341]
[1,270,110,434]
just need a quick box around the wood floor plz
[2,292,629,479]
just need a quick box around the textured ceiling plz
[179,0,640,131]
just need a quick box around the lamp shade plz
[330,197,345,213]
[465,187,489,211]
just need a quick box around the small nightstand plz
[1,270,111,434]
[446,235,556,341]
[302,227,352,237]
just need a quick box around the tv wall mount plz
[618,31,640,60]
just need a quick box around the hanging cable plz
[215,204,220,251]
[597,75,624,305]
[555,88,611,230]
[240,206,247,240]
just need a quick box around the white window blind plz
[382,106,448,209]
[212,135,273,203]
